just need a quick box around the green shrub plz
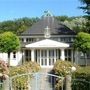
[53,60,78,90]
[72,66,90,81]
[53,60,77,76]
[53,60,90,90]
[9,61,40,76]
[72,66,90,90]
[9,61,40,90]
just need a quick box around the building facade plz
[0,11,90,67]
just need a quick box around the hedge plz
[72,66,90,90]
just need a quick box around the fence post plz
[3,75,10,90]
[65,75,72,90]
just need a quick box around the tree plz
[79,0,90,14]
[0,17,39,35]
[79,0,90,33]
[63,17,87,33]
[0,32,20,66]
[73,32,90,65]
[56,16,70,22]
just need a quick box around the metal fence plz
[2,73,90,90]
[10,73,64,90]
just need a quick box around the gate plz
[10,73,64,90]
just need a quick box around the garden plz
[53,60,90,90]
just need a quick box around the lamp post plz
[65,66,76,90]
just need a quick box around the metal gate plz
[10,73,64,90]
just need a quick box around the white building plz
[0,11,90,67]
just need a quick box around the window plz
[21,38,24,42]
[26,38,29,42]
[13,52,16,59]
[87,53,90,59]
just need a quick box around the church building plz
[0,11,90,67]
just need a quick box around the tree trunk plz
[8,52,10,67]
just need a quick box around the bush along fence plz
[72,66,90,90]
[1,61,40,90]
[53,60,90,90]
[1,60,90,90]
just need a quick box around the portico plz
[25,39,69,68]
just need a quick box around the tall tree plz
[0,17,39,35]
[0,32,20,66]
[73,32,90,65]
[79,0,90,14]
[79,0,90,33]
[63,17,87,33]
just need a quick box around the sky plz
[0,0,84,21]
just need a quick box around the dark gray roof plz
[21,16,76,35]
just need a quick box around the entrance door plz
[41,50,47,66]
[35,49,56,67]
[35,50,47,67]
[49,50,55,66]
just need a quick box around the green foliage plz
[0,15,88,34]
[73,32,90,53]
[12,76,28,90]
[63,17,88,33]
[53,60,78,89]
[79,0,90,33]
[72,66,90,90]
[73,66,90,81]
[53,60,90,90]
[53,60,77,76]
[9,61,40,76]
[0,17,39,35]
[9,61,40,90]
[0,32,20,53]
[0,32,20,66]
[56,16,73,22]
[79,0,90,14]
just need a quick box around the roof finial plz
[43,11,53,17]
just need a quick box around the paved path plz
[30,68,55,90]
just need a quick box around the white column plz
[71,49,73,63]
[22,50,25,64]
[54,49,56,63]
[47,49,49,66]
[24,38,26,42]
[40,49,41,66]
[60,48,65,61]
[31,49,34,62]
